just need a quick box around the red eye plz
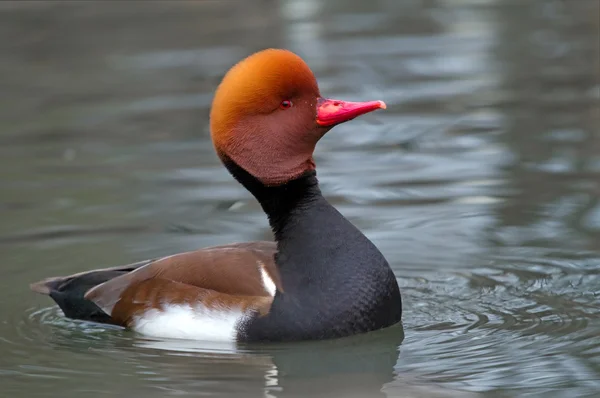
[280,100,292,109]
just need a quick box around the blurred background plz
[0,0,599,397]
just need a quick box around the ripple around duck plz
[15,307,412,398]
[10,252,600,397]
[404,263,600,336]
[397,248,600,395]
[14,307,131,359]
[0,306,123,391]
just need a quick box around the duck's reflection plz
[131,323,405,398]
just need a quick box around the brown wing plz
[84,241,281,318]
[110,278,273,328]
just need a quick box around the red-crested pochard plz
[30,49,402,342]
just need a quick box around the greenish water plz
[0,1,599,397]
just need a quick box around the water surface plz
[1,1,599,397]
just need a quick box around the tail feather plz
[30,278,59,295]
[30,258,157,323]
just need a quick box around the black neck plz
[223,157,403,341]
[222,157,322,241]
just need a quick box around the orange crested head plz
[209,48,386,186]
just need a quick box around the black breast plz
[228,166,402,342]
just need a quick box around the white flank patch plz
[258,262,277,297]
[132,304,247,342]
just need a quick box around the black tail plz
[30,259,155,324]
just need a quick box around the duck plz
[30,49,402,343]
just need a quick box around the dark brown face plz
[210,49,386,186]
[228,94,324,186]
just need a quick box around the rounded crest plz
[210,49,319,152]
